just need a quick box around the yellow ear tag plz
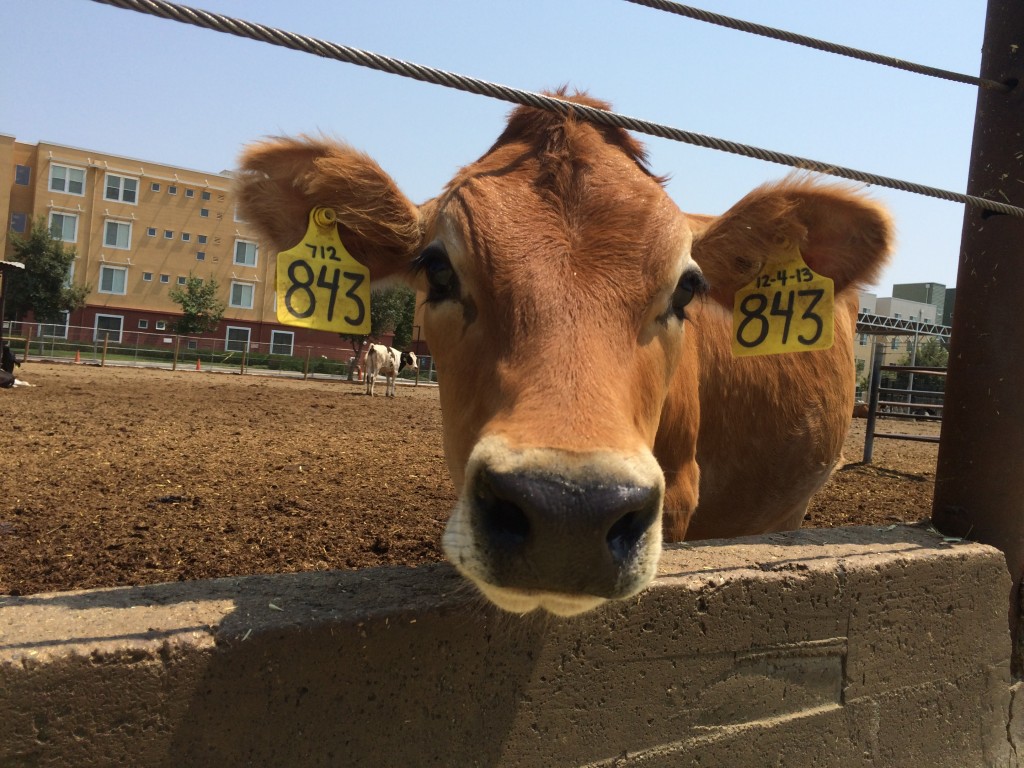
[275,207,371,334]
[731,242,834,357]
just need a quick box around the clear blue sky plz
[1,0,988,293]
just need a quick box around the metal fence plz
[862,342,945,463]
[2,321,436,383]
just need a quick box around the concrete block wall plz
[0,525,1017,767]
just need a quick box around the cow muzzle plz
[442,436,665,616]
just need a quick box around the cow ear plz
[690,178,893,305]
[234,136,425,282]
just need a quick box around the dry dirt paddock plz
[0,362,940,597]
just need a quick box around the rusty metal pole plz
[862,343,885,464]
[932,0,1024,670]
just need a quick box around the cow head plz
[399,351,418,374]
[236,92,890,616]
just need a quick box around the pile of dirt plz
[0,363,939,596]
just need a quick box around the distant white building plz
[859,292,877,315]
[874,296,937,324]
[854,291,944,396]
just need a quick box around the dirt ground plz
[0,362,940,597]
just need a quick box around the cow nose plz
[472,468,661,598]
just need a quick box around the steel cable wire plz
[623,0,1010,92]
[87,0,1024,218]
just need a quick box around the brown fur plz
[236,136,423,277]
[235,92,891,608]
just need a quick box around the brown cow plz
[236,92,891,616]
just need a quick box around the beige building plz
[1,135,425,359]
[853,291,947,396]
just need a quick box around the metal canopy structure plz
[856,312,951,339]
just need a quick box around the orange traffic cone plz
[74,350,81,364]
[195,357,201,371]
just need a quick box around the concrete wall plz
[1,525,1018,767]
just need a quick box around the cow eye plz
[667,269,708,322]
[414,241,460,303]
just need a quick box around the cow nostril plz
[478,490,531,548]
[606,508,654,562]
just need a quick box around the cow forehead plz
[433,145,694,303]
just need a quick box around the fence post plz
[862,343,885,464]
[304,347,311,380]
[101,333,109,367]
[172,336,180,371]
[932,0,1024,672]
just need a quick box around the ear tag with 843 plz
[275,207,371,334]
[731,242,834,357]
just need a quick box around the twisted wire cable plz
[87,0,1024,218]
[624,0,1010,92]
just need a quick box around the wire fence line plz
[622,0,1010,92]
[87,0,1024,219]
[4,322,437,383]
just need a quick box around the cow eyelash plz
[662,269,709,324]
[412,241,461,303]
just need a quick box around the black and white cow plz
[364,344,418,397]
[0,343,20,389]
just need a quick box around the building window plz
[233,239,258,267]
[49,164,85,195]
[201,190,211,201]
[181,232,191,242]
[225,326,251,352]
[49,212,78,242]
[168,185,177,195]
[858,333,868,346]
[270,330,294,356]
[155,321,167,331]
[143,272,153,281]
[15,165,31,185]
[177,276,187,285]
[94,314,124,343]
[10,212,27,233]
[197,234,207,244]
[164,230,173,239]
[99,265,128,295]
[200,208,209,218]
[138,319,149,329]
[196,252,206,261]
[150,182,161,192]
[185,189,195,199]
[230,281,255,309]
[147,227,157,237]
[104,173,138,204]
[104,220,132,250]
[891,337,900,350]
[160,274,170,284]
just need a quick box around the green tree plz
[901,336,948,369]
[390,287,418,349]
[168,274,225,334]
[4,217,89,322]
